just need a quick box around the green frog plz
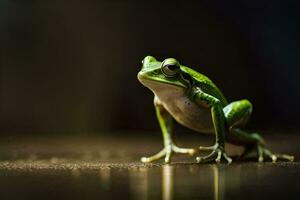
[137,56,294,163]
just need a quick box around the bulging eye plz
[161,58,180,77]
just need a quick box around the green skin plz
[137,56,294,163]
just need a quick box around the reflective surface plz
[0,135,299,200]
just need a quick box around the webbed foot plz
[197,143,232,163]
[241,144,294,162]
[141,144,196,163]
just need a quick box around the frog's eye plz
[161,58,180,77]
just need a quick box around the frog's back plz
[181,66,228,107]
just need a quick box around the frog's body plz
[137,56,294,163]
[149,82,214,133]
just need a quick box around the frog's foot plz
[241,145,294,163]
[196,143,232,163]
[141,144,196,163]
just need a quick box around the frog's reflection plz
[129,165,175,200]
[162,165,174,200]
[213,165,225,200]
[129,168,148,200]
[98,168,111,190]
[161,165,225,200]
[213,164,241,200]
[127,163,241,200]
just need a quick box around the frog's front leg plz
[192,90,232,163]
[141,97,196,163]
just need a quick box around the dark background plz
[1,0,299,135]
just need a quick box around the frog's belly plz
[159,96,214,134]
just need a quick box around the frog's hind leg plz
[224,99,294,162]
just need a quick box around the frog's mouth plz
[138,74,187,97]
[137,71,188,89]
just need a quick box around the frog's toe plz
[199,144,218,151]
[140,144,196,163]
[173,145,196,155]
[275,154,294,162]
[196,145,232,164]
[257,145,294,163]
[141,148,166,163]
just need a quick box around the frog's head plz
[137,56,190,93]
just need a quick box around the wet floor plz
[0,134,299,200]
